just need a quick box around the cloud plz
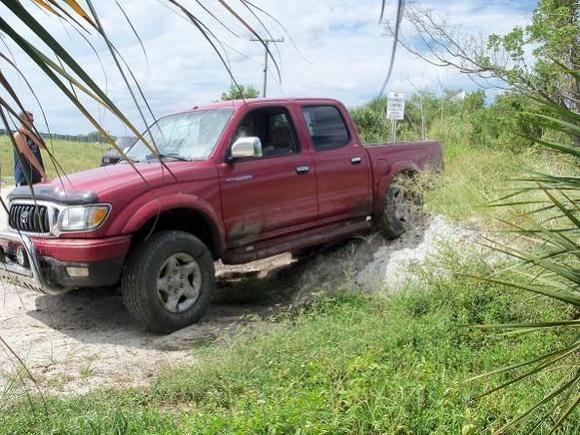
[0,0,534,134]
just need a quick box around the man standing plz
[13,111,48,186]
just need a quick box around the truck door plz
[219,105,318,246]
[300,104,372,221]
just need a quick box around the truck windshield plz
[127,109,233,162]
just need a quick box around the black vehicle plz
[100,136,136,166]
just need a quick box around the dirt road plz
[1,257,297,395]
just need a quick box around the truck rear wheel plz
[375,174,423,239]
[122,230,215,333]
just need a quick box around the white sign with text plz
[386,91,405,120]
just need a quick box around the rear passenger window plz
[302,105,350,151]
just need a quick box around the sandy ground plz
[0,258,297,396]
[0,185,483,395]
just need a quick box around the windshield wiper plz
[145,153,191,162]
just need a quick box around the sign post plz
[386,91,405,143]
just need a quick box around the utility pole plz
[250,37,284,97]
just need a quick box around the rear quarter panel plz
[365,140,442,216]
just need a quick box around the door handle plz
[350,157,362,165]
[295,165,311,174]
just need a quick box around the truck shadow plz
[26,226,428,351]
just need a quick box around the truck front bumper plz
[0,230,130,295]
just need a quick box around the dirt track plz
[0,254,296,395]
[0,185,480,395]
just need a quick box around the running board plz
[222,219,371,264]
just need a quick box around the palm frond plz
[469,67,580,432]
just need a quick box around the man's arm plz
[14,132,47,180]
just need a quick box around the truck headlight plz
[58,205,110,232]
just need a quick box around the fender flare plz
[373,161,419,216]
[121,193,226,255]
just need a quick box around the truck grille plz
[9,204,52,233]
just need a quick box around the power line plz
[250,37,284,97]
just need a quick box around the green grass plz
[0,135,107,184]
[1,263,577,434]
[424,142,579,222]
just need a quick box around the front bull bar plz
[0,230,64,295]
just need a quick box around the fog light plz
[66,266,89,278]
[16,247,29,267]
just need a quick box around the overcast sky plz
[1,0,536,135]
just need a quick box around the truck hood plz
[9,161,217,205]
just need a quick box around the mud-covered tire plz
[374,176,423,239]
[121,230,215,333]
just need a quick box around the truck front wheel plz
[122,230,215,333]
[375,175,423,239]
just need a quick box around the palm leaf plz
[63,0,97,27]
[496,372,580,434]
[464,341,580,385]
[468,66,579,432]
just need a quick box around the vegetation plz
[2,266,578,434]
[384,1,579,423]
[350,40,579,431]
[350,89,547,153]
[390,0,578,147]
[220,84,260,101]
[487,0,578,109]
[393,1,578,105]
[349,89,577,224]
[469,82,579,432]
[0,135,106,184]
[425,145,577,222]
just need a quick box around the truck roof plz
[186,97,344,112]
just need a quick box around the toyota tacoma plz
[0,98,442,332]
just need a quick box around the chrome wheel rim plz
[156,253,202,314]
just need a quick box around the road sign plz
[386,91,405,120]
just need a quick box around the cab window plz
[302,105,350,151]
[232,107,299,158]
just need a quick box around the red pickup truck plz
[0,98,441,332]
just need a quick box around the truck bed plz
[364,140,442,171]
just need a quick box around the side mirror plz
[230,136,262,160]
